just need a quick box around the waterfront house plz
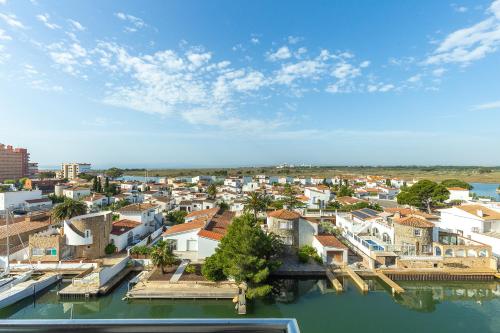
[437,204,500,257]
[109,219,145,251]
[312,235,348,264]
[117,203,162,234]
[265,209,318,251]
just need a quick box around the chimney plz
[394,212,401,219]
[477,210,483,218]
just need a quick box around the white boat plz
[0,273,61,309]
[0,270,33,294]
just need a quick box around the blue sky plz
[1,0,500,169]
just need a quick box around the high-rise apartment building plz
[58,163,92,179]
[0,143,30,182]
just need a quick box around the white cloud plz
[0,13,25,29]
[0,0,6,5]
[451,4,468,13]
[407,74,421,83]
[366,83,395,93]
[425,0,500,66]
[472,100,500,110]
[186,51,211,68]
[360,60,370,68]
[275,60,323,85]
[36,13,60,29]
[287,36,303,44]
[267,46,292,61]
[68,19,85,31]
[48,41,91,75]
[114,12,146,31]
[432,67,446,76]
[250,37,259,44]
[332,62,361,80]
[0,28,11,40]
[0,44,10,63]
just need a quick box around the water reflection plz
[395,281,500,312]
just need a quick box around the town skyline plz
[1,0,500,166]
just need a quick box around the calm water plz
[0,275,499,333]
[470,182,500,201]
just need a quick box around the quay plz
[341,266,369,293]
[326,270,343,292]
[374,271,404,294]
[126,280,239,299]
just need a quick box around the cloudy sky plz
[1,0,500,168]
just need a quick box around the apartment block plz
[0,143,30,182]
[58,162,92,179]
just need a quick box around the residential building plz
[28,162,38,178]
[117,203,162,233]
[265,209,318,251]
[59,163,91,180]
[63,211,112,259]
[0,143,30,182]
[110,219,146,251]
[446,187,471,202]
[24,179,60,194]
[312,235,348,264]
[0,189,43,210]
[62,187,91,200]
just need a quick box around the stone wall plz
[71,213,112,259]
[394,224,433,255]
[397,257,496,270]
[28,234,63,262]
[267,217,299,250]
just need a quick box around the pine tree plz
[97,177,102,193]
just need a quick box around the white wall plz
[163,229,200,252]
[439,208,483,235]
[470,233,500,258]
[0,190,43,210]
[198,236,219,259]
[298,219,317,247]
[98,256,129,286]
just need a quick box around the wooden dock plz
[374,271,404,295]
[342,266,368,293]
[326,269,343,292]
[126,281,239,299]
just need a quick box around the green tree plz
[282,184,302,209]
[78,173,95,181]
[48,194,65,204]
[385,178,391,187]
[397,180,449,213]
[51,198,87,221]
[92,177,98,192]
[218,201,230,211]
[207,184,217,199]
[201,214,283,298]
[166,210,188,225]
[150,241,178,274]
[106,167,124,179]
[441,179,473,190]
[243,192,269,218]
[109,199,129,211]
[39,171,56,179]
[97,177,103,193]
[337,185,354,197]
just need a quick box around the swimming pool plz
[363,239,385,251]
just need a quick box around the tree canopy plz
[243,192,270,218]
[105,167,124,179]
[51,198,87,221]
[166,210,188,225]
[440,179,473,190]
[397,180,449,213]
[201,213,283,298]
[336,185,354,197]
[282,184,302,209]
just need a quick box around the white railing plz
[399,255,443,261]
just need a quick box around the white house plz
[63,187,91,200]
[83,193,109,211]
[110,219,147,251]
[0,190,43,210]
[118,203,162,233]
[24,198,52,211]
[312,235,348,264]
[162,208,234,260]
[446,187,471,202]
[304,186,331,209]
[437,204,500,257]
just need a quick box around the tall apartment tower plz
[0,143,30,182]
[58,163,92,179]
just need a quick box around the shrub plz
[298,245,322,264]
[130,245,150,256]
[185,264,196,274]
[105,243,117,255]
[202,256,225,281]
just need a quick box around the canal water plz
[470,182,500,201]
[0,276,498,333]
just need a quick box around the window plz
[283,236,293,245]
[279,221,292,230]
[422,245,431,254]
[414,229,422,237]
[85,229,91,238]
[45,248,57,256]
[32,248,44,256]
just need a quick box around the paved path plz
[170,260,189,283]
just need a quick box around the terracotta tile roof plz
[198,229,224,241]
[456,205,500,220]
[0,220,52,240]
[111,219,141,235]
[384,207,438,219]
[447,187,468,191]
[163,220,205,236]
[315,235,347,249]
[267,209,301,220]
[118,203,158,213]
[185,207,219,219]
[394,216,434,228]
[113,219,141,228]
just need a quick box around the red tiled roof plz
[394,216,434,228]
[267,209,301,220]
[185,207,219,219]
[315,235,347,249]
[163,220,205,236]
[198,229,224,241]
[447,187,468,191]
[118,203,158,212]
[336,196,363,205]
[113,219,141,228]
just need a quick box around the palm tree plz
[51,198,87,222]
[207,184,218,199]
[244,192,267,218]
[150,241,178,274]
